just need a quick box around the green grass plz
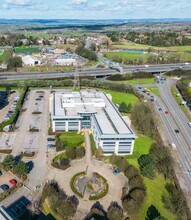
[42,201,63,220]
[138,175,176,220]
[127,133,153,168]
[90,134,97,156]
[104,51,148,61]
[146,86,160,97]
[0,50,4,56]
[0,49,13,63]
[126,131,176,220]
[168,45,191,51]
[171,86,191,121]
[100,89,139,106]
[124,78,155,85]
[15,46,41,54]
[59,131,84,148]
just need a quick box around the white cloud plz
[72,0,88,5]
[4,0,31,6]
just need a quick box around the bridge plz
[0,63,191,80]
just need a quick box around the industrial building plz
[22,55,41,66]
[51,90,136,155]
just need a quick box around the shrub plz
[70,172,86,198]
[55,139,65,152]
[76,146,85,159]
[138,154,155,179]
[65,147,76,160]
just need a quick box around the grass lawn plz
[15,46,41,54]
[168,45,191,51]
[126,131,176,220]
[146,86,161,97]
[100,89,139,106]
[59,131,84,148]
[124,78,155,85]
[90,134,97,156]
[104,51,148,61]
[171,85,191,121]
[42,201,63,220]
[0,49,13,63]
[0,50,4,56]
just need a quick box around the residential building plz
[51,90,136,155]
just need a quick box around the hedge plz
[0,86,29,131]
[70,172,86,198]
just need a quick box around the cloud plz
[71,0,88,5]
[4,0,32,6]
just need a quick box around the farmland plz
[14,46,41,54]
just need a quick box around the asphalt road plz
[136,80,191,202]
[1,63,191,80]
[157,80,191,194]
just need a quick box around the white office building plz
[51,90,136,155]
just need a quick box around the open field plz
[122,78,155,85]
[126,132,176,220]
[111,41,167,51]
[104,50,191,64]
[14,46,41,54]
[0,49,12,63]
[111,40,191,52]
[100,89,139,106]
[146,86,161,97]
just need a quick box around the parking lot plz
[0,171,19,193]
[0,91,20,124]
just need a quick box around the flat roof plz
[52,90,134,136]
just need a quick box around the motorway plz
[0,63,191,80]
[136,79,191,204]
[158,80,191,194]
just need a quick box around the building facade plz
[51,90,136,155]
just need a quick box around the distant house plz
[55,58,76,66]
[22,55,41,66]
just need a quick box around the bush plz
[65,147,76,160]
[29,128,39,132]
[76,146,85,159]
[70,172,86,198]
[0,149,12,154]
[20,151,35,157]
[55,139,65,152]
[125,165,139,180]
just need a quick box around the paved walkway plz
[46,130,128,220]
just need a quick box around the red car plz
[9,179,17,185]
[165,111,169,114]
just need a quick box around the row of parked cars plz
[47,136,55,148]
[0,170,17,190]
[2,96,20,123]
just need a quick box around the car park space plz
[0,91,20,124]
[0,171,19,192]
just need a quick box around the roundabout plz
[71,171,109,200]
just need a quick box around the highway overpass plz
[0,63,191,80]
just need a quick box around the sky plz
[0,0,191,19]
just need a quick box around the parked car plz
[165,111,169,114]
[113,169,121,175]
[159,108,162,111]
[47,138,55,141]
[47,144,55,148]
[9,179,17,186]
[188,122,191,128]
[0,184,9,190]
[175,129,180,133]
[0,171,2,176]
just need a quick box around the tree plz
[129,175,145,190]
[119,102,128,113]
[7,57,22,70]
[56,200,77,218]
[15,161,29,175]
[107,202,123,220]
[2,155,15,170]
[162,183,187,216]
[59,158,70,169]
[122,198,139,214]
[65,147,76,160]
[146,205,167,220]
[76,146,85,158]
[138,154,155,179]
[129,188,145,205]
[125,165,139,180]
